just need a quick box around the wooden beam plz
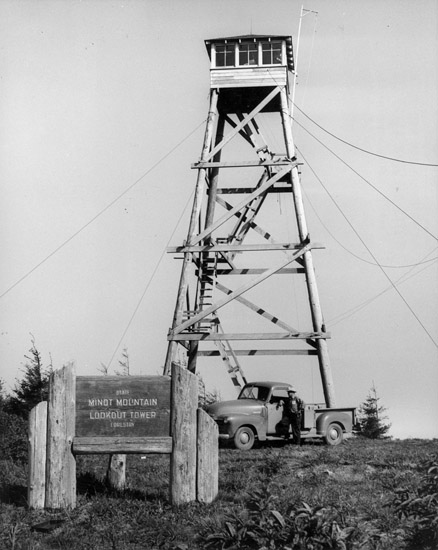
[170,244,311,335]
[197,409,218,504]
[192,160,298,169]
[170,364,197,505]
[214,279,300,333]
[203,86,282,162]
[189,165,292,246]
[215,268,305,274]
[28,401,48,509]
[217,186,292,194]
[280,88,336,407]
[215,194,277,244]
[170,332,330,342]
[164,89,219,375]
[45,363,76,510]
[198,349,318,356]
[169,242,323,253]
[222,114,255,148]
[73,436,173,455]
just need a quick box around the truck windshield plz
[238,385,269,401]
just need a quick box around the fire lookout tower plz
[164,34,336,408]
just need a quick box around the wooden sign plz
[76,376,170,438]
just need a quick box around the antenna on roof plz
[291,6,318,122]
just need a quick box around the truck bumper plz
[219,434,230,441]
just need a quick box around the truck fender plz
[228,415,266,441]
[316,411,353,435]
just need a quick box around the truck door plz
[266,388,289,435]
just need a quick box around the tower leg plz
[164,89,219,375]
[187,114,225,373]
[279,88,336,407]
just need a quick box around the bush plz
[0,410,27,462]
[201,485,367,549]
[393,455,438,549]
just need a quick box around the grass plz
[0,437,437,549]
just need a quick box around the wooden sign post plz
[45,362,76,510]
[28,363,218,509]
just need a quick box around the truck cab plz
[206,381,356,450]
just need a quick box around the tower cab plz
[204,35,294,113]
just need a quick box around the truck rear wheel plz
[233,427,255,450]
[324,423,343,446]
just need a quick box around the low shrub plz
[392,455,438,550]
[0,411,27,463]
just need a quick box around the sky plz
[0,0,437,439]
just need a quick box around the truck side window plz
[270,389,289,404]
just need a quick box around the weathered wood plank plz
[170,364,198,505]
[169,242,324,253]
[210,67,287,88]
[197,349,318,356]
[72,436,173,454]
[214,268,305,274]
[28,401,48,509]
[45,363,76,510]
[170,332,331,341]
[197,409,218,504]
[106,454,126,490]
[217,186,292,194]
[192,160,297,169]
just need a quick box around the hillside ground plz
[1,437,437,549]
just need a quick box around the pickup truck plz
[206,381,356,450]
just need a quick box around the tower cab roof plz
[205,34,294,72]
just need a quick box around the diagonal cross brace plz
[215,195,276,243]
[169,243,312,336]
[213,279,300,333]
[190,165,293,246]
[203,86,282,163]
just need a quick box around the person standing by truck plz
[281,387,304,445]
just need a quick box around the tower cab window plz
[213,40,284,68]
[262,42,282,65]
[215,44,235,67]
[239,42,258,66]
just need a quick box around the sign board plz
[76,376,171,438]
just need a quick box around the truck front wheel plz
[233,427,255,450]
[324,423,343,446]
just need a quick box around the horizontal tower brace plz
[192,160,300,169]
[213,268,305,274]
[168,242,323,253]
[217,186,292,194]
[198,349,318,356]
[169,332,331,342]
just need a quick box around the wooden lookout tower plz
[164,34,336,407]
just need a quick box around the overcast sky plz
[0,0,437,439]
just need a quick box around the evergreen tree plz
[358,382,391,439]
[197,374,221,410]
[5,335,52,419]
[0,378,6,410]
[115,347,130,376]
